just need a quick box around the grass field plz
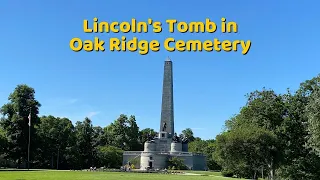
[182,170,222,176]
[0,170,235,180]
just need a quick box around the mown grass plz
[182,170,222,176]
[0,170,235,180]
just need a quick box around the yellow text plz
[83,18,162,33]
[163,38,251,55]
[69,37,105,52]
[166,19,217,33]
[109,36,160,55]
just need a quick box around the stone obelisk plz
[160,57,174,137]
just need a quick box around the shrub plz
[168,157,188,170]
[221,169,234,177]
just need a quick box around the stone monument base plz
[122,151,206,170]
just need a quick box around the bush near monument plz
[168,157,188,170]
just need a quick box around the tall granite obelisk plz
[160,57,174,137]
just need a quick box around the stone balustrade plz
[123,151,204,156]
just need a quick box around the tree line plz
[0,85,217,170]
[2,74,320,180]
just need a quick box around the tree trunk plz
[268,160,274,180]
[51,155,54,169]
[17,158,21,169]
[269,167,274,180]
[271,169,275,180]
[253,170,257,179]
[57,148,59,170]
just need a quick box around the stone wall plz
[170,142,182,152]
[144,142,156,152]
[168,152,206,170]
[182,142,188,152]
[155,138,172,152]
[140,152,168,170]
[192,154,207,170]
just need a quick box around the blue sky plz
[1,1,319,139]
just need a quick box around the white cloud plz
[87,111,100,118]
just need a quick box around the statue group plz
[172,133,189,143]
[172,133,180,142]
[146,132,154,142]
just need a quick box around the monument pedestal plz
[158,131,169,139]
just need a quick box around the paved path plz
[179,172,203,176]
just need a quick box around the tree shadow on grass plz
[0,169,45,172]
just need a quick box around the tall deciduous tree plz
[104,114,141,151]
[278,75,320,180]
[139,128,156,144]
[217,89,286,179]
[0,127,7,158]
[126,115,140,151]
[106,114,129,149]
[37,116,74,169]
[74,117,94,168]
[215,124,279,179]
[179,128,195,142]
[188,139,220,170]
[302,75,320,156]
[96,145,123,168]
[0,84,41,167]
[306,89,320,154]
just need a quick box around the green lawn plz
[182,170,222,176]
[0,170,234,180]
